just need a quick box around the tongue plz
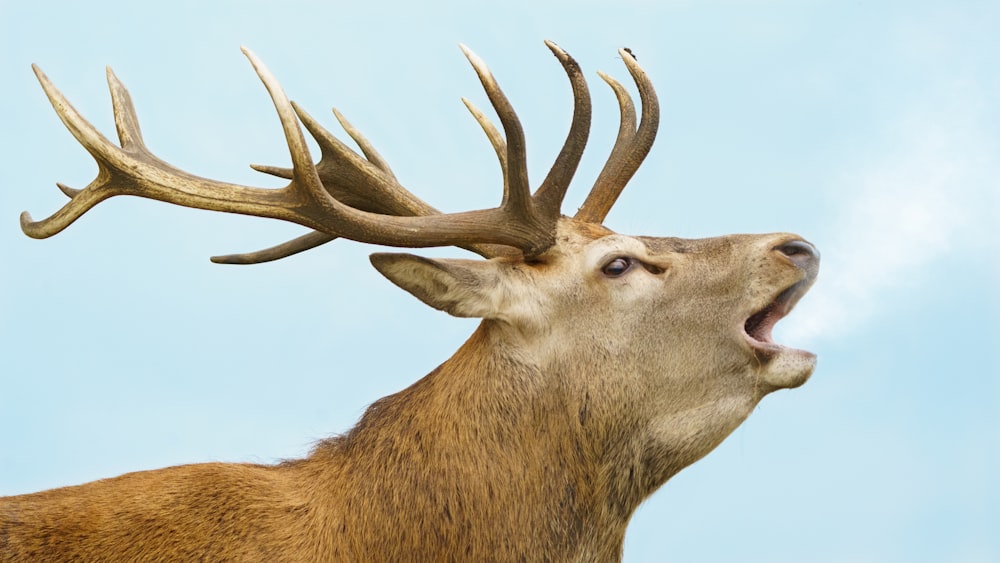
[745,303,781,343]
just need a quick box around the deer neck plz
[297,321,638,558]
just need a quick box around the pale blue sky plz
[1,1,998,561]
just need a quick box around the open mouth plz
[743,282,811,357]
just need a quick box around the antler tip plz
[458,43,486,69]
[240,46,265,71]
[596,70,623,90]
[249,163,293,179]
[56,182,81,198]
[105,65,121,83]
[543,40,568,60]
[210,253,258,265]
[19,211,43,239]
[617,48,645,77]
[31,63,48,84]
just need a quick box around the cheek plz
[495,277,571,336]
[601,273,667,309]
[502,300,550,334]
[628,294,748,367]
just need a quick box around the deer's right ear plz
[370,253,501,319]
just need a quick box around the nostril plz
[777,240,816,257]
[776,240,819,269]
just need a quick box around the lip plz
[742,279,813,359]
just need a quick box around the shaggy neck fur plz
[291,321,642,561]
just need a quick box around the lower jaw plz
[754,347,817,390]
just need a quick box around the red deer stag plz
[2,42,819,561]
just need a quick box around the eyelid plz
[601,256,632,277]
[641,261,666,275]
[598,251,633,266]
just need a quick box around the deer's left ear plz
[370,253,502,319]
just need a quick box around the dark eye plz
[602,257,632,277]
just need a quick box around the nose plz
[775,239,820,271]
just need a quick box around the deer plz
[1,41,819,561]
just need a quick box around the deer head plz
[6,41,818,560]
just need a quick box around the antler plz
[23,42,656,262]
[575,48,659,223]
[215,99,501,264]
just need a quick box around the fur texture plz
[2,220,819,561]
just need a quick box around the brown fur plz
[2,221,819,561]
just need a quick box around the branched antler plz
[23,42,658,262]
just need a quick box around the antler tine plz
[571,70,635,224]
[574,48,659,224]
[211,231,335,264]
[249,163,294,179]
[458,44,531,214]
[107,66,148,152]
[462,97,507,174]
[57,182,82,198]
[239,48,334,211]
[332,108,397,180]
[595,70,638,162]
[533,40,591,218]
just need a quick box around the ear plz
[369,253,502,319]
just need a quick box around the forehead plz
[556,219,617,243]
[554,219,702,256]
[553,219,649,258]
